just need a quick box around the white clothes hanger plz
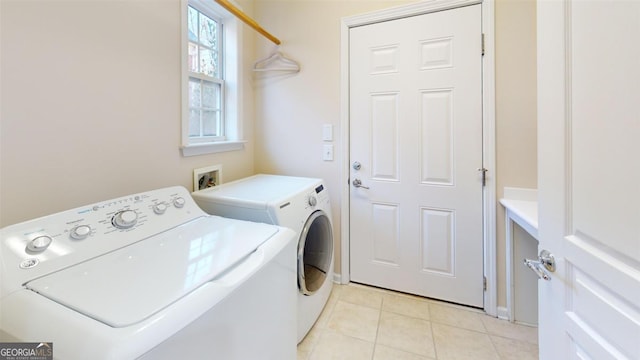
[212,1,299,73]
[253,47,301,73]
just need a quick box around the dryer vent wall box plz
[0,186,297,360]
[193,164,222,191]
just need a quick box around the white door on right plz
[537,0,640,358]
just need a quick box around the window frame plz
[181,0,245,156]
[187,4,224,142]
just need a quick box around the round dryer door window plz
[298,210,333,295]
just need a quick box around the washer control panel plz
[0,186,205,295]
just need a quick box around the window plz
[182,0,244,156]
[187,6,223,141]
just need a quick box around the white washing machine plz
[192,174,334,343]
[0,186,297,360]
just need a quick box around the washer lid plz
[25,216,278,328]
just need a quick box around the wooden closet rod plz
[214,0,281,45]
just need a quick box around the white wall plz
[0,0,256,227]
[495,0,538,308]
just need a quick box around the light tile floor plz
[297,283,538,360]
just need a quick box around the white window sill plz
[181,140,246,157]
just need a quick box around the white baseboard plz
[496,306,510,320]
[332,272,342,284]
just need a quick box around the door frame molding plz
[339,0,497,316]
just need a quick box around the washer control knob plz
[308,196,317,207]
[70,225,92,240]
[153,203,168,214]
[27,235,53,253]
[112,210,138,229]
[173,197,186,208]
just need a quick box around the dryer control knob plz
[70,225,91,240]
[112,210,138,229]
[173,197,186,208]
[308,196,317,207]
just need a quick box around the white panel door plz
[349,5,484,307]
[537,0,640,358]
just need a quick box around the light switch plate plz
[322,124,333,141]
[323,144,334,161]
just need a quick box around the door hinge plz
[478,168,488,187]
[483,276,487,291]
[481,33,485,56]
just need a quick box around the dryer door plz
[298,210,333,295]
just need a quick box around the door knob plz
[352,178,369,189]
[524,258,551,280]
[524,249,555,281]
[538,249,556,272]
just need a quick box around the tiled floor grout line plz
[428,305,439,360]
[484,328,501,359]
[428,321,438,360]
[370,296,383,360]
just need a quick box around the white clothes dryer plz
[0,186,297,360]
[192,174,334,343]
